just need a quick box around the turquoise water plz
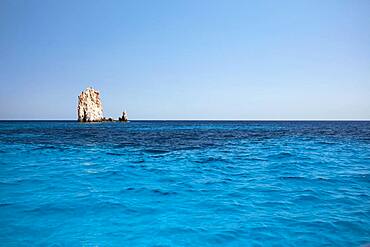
[0,121,369,246]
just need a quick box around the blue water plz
[0,121,369,246]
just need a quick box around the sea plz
[0,121,369,246]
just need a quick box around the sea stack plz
[77,87,104,122]
[119,111,128,122]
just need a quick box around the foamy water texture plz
[0,121,369,246]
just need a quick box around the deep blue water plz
[0,121,369,246]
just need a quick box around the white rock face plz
[77,87,104,122]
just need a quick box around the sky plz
[0,0,369,120]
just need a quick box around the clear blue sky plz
[0,0,369,120]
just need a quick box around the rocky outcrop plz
[77,87,129,122]
[77,87,104,122]
[119,111,128,122]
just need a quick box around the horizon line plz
[0,119,370,121]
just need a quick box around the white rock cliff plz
[77,87,104,122]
